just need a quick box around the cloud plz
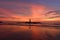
[0,0,60,21]
[0,2,31,16]
[0,8,31,21]
[30,4,48,19]
[45,10,60,18]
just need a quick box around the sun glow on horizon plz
[0,4,60,22]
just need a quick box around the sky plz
[0,0,60,21]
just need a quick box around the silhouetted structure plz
[0,21,3,23]
[29,19,31,29]
[0,21,3,24]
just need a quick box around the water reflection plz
[0,25,60,40]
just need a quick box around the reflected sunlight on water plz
[0,25,60,40]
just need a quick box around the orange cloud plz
[30,4,47,21]
[0,4,60,22]
[30,4,60,22]
[0,8,31,21]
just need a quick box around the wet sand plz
[0,25,60,40]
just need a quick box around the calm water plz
[0,25,60,40]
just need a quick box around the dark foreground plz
[0,25,60,40]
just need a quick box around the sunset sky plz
[0,0,60,21]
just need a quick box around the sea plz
[0,25,60,40]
